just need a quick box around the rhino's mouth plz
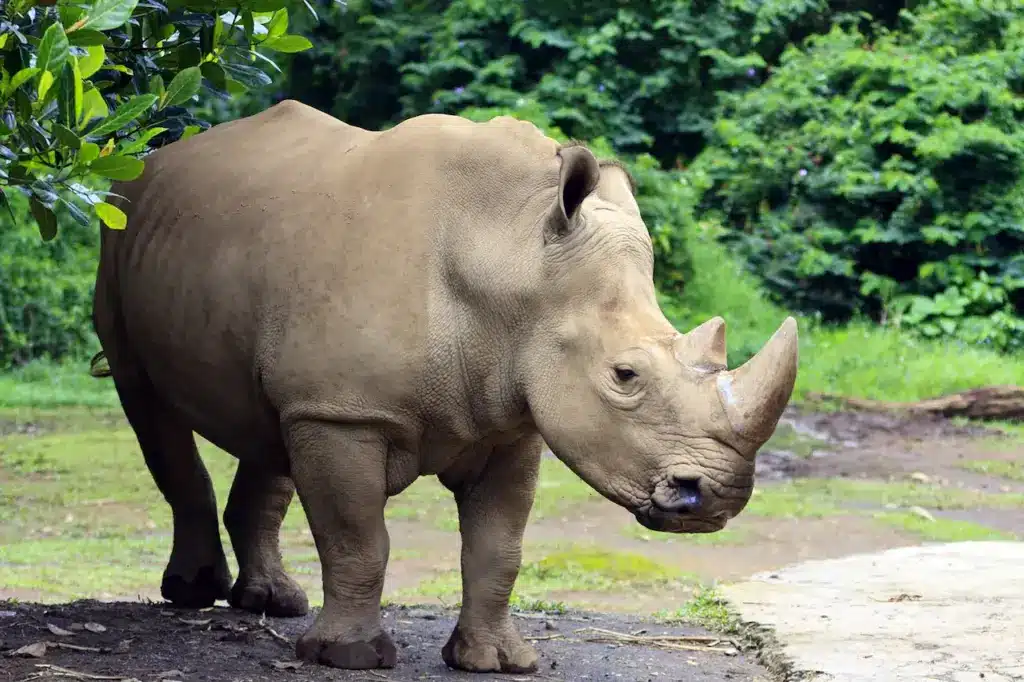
[633,508,728,534]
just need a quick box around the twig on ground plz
[523,633,564,642]
[572,626,739,654]
[19,664,140,682]
[256,616,293,648]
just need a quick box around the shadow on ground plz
[0,600,769,682]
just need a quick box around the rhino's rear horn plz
[715,317,799,452]
[675,316,728,369]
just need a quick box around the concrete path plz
[722,541,1024,681]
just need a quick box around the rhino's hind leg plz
[285,420,396,670]
[224,462,309,617]
[438,437,542,674]
[111,377,231,608]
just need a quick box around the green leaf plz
[90,154,146,181]
[200,61,227,90]
[261,35,313,53]
[7,68,40,95]
[38,71,56,103]
[57,62,79,128]
[78,45,106,79]
[119,126,167,154]
[150,74,165,98]
[37,22,71,75]
[80,0,141,32]
[53,122,82,150]
[266,9,287,38]
[86,94,158,138]
[78,87,109,130]
[95,201,128,229]
[30,196,59,241]
[180,125,203,141]
[78,141,101,164]
[161,66,202,108]
[243,10,255,39]
[67,29,109,46]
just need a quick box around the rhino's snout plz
[637,472,740,533]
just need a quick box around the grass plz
[394,545,698,606]
[873,512,1018,542]
[958,459,1024,482]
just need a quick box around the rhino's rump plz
[98,103,443,460]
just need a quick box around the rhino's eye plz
[614,367,638,382]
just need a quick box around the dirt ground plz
[0,600,768,682]
[3,407,1023,680]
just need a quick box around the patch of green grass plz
[0,359,119,409]
[874,512,1018,542]
[654,586,734,632]
[959,459,1024,482]
[397,546,696,604]
[746,478,1024,520]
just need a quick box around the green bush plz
[288,0,891,166]
[695,0,1024,350]
[0,192,99,367]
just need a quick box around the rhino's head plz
[523,144,798,533]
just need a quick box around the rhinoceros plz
[89,99,798,673]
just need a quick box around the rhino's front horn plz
[715,317,799,453]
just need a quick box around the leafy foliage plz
[288,0,898,167]
[0,191,98,367]
[694,0,1024,350]
[0,0,316,239]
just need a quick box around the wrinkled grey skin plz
[90,100,798,674]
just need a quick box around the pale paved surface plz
[722,542,1024,681]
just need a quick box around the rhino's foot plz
[230,571,309,617]
[160,564,232,609]
[296,629,397,669]
[441,622,539,674]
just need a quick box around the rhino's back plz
[98,101,560,458]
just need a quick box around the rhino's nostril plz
[653,475,702,514]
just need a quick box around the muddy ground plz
[0,601,768,682]
[3,407,1023,681]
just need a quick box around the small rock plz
[0,611,17,618]
[46,623,74,637]
[269,660,303,671]
[83,622,107,633]
[909,472,930,484]
[909,506,936,522]
[544,620,557,631]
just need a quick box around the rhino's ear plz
[549,145,601,240]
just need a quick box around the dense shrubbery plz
[6,0,1024,367]
[0,193,98,367]
[694,0,1024,350]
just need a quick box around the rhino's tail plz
[88,351,112,378]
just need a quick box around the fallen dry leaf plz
[84,622,107,633]
[11,642,48,658]
[47,624,75,637]
[177,618,212,627]
[270,660,303,671]
[908,505,935,522]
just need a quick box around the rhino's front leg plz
[439,436,542,674]
[285,420,396,670]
